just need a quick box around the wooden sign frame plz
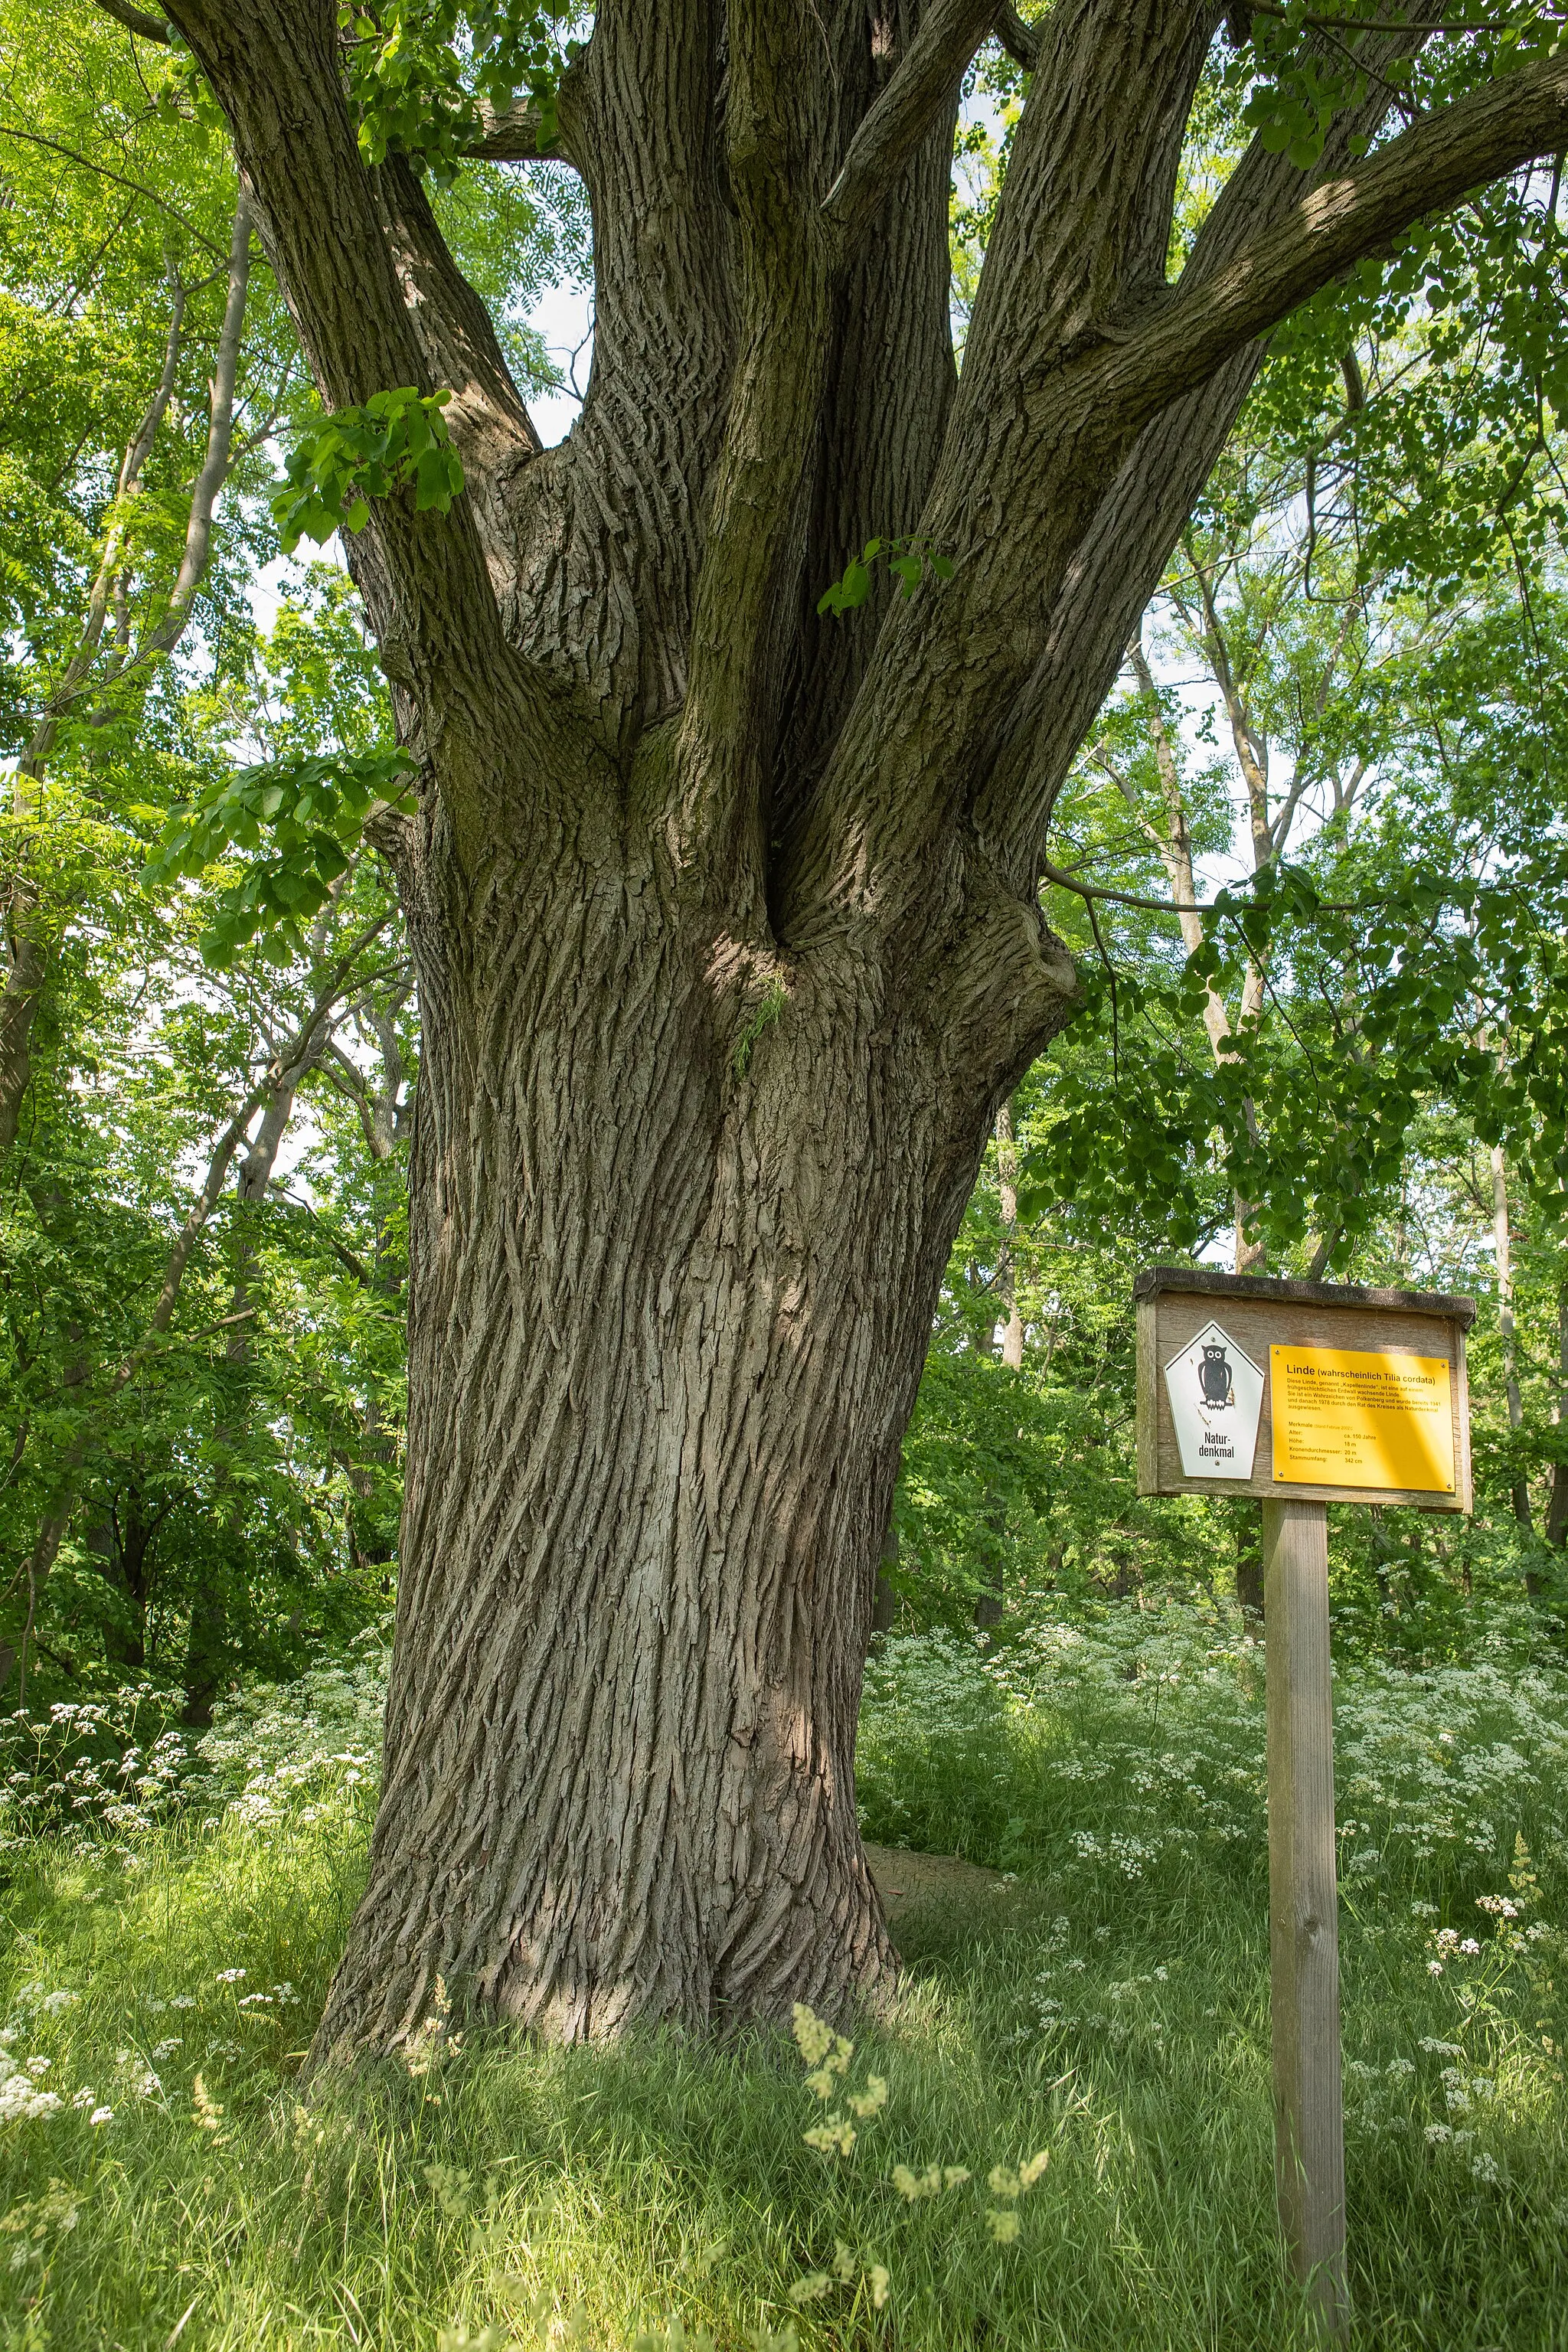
[1135,1266,1475,1511]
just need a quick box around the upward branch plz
[134,189,253,662]
[165,0,552,858]
[995,4,1041,69]
[671,1,829,896]
[822,0,1001,251]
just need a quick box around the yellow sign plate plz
[1270,1346,1455,1493]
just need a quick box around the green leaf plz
[815,534,956,619]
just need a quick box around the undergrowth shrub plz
[0,1624,390,1853]
[857,1606,1568,1924]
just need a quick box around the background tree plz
[0,0,577,1718]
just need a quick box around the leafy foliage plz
[337,0,582,179]
[1235,4,1568,175]
[270,387,464,553]
[146,748,417,965]
[1023,852,1562,1266]
[816,534,955,617]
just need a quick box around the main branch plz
[671,0,829,897]
[466,97,579,168]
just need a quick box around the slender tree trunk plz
[325,994,410,1579]
[973,1106,1022,1631]
[871,1521,899,1639]
[1124,642,1266,1274]
[184,1061,312,1726]
[995,1099,1025,1370]
[1491,1145,1532,1534]
[1547,1278,1568,1549]
[1235,1504,1265,1625]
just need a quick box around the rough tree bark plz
[119,0,1568,2060]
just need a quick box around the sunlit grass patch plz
[0,1604,1560,2347]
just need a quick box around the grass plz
[0,1605,1564,2350]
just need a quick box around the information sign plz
[1165,1319,1265,1479]
[1135,1267,1474,1510]
[1271,1346,1455,1494]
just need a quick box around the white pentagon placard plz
[1163,1319,1265,1481]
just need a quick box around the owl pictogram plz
[1199,1341,1234,1407]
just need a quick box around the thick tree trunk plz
[312,845,1067,2058]
[149,0,1557,2067]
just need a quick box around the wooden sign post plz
[1135,1269,1475,2335]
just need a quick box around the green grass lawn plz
[0,1606,1563,2350]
